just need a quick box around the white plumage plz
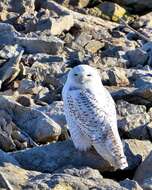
[62,64,128,170]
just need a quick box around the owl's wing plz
[67,88,116,142]
[67,88,128,169]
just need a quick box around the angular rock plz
[116,100,147,116]
[18,79,37,94]
[51,167,127,190]
[49,14,74,36]
[117,100,150,139]
[109,86,152,106]
[0,48,23,90]
[107,67,130,87]
[0,23,19,45]
[10,139,141,173]
[126,48,148,67]
[125,139,152,162]
[38,101,65,128]
[75,32,92,47]
[0,96,61,143]
[96,2,126,22]
[0,163,127,190]
[85,40,104,53]
[17,36,64,54]
[120,179,143,190]
[134,151,152,189]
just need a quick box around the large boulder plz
[10,139,141,173]
[0,96,61,144]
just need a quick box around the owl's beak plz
[79,75,87,84]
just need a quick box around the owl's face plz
[67,64,101,88]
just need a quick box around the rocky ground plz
[0,0,152,189]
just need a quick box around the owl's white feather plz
[62,64,128,170]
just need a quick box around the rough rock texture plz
[10,139,141,173]
[0,96,61,144]
[134,151,152,190]
[0,0,152,189]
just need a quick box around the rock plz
[38,101,65,128]
[34,86,52,104]
[0,150,56,190]
[125,139,152,162]
[0,23,19,45]
[134,151,152,189]
[17,36,64,54]
[112,0,152,13]
[52,167,127,190]
[16,94,35,107]
[120,179,143,190]
[147,122,152,141]
[27,59,68,100]
[85,40,104,53]
[18,79,37,94]
[10,139,140,173]
[116,100,147,116]
[75,32,92,47]
[0,49,23,90]
[0,163,127,190]
[0,96,61,143]
[78,0,90,8]
[2,0,35,14]
[37,101,68,140]
[107,67,130,87]
[24,9,74,35]
[49,14,74,36]
[126,48,148,67]
[0,109,37,151]
[127,69,152,88]
[0,44,22,59]
[116,100,150,140]
[97,2,126,22]
[109,86,152,106]
[0,110,16,151]
[133,12,152,29]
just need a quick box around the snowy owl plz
[62,64,128,170]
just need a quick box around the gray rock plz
[75,32,92,47]
[38,101,65,128]
[109,86,152,106]
[48,14,74,36]
[50,167,127,190]
[126,48,148,67]
[17,36,64,54]
[116,100,150,140]
[0,48,23,89]
[120,179,143,190]
[10,139,141,173]
[0,96,61,143]
[18,79,37,94]
[107,67,129,87]
[0,164,127,190]
[0,23,19,45]
[116,100,147,116]
[134,151,152,189]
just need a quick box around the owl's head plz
[67,64,101,88]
